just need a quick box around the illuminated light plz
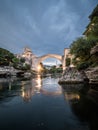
[37,65,42,73]
[36,75,41,88]
[34,75,42,93]
[21,86,25,98]
[38,65,41,71]
[37,75,41,86]
[21,91,25,98]
[64,93,80,100]
[77,95,80,99]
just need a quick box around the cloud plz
[0,0,97,62]
[39,0,81,51]
[24,11,41,36]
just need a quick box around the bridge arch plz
[34,54,63,72]
[38,54,62,64]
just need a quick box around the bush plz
[77,62,89,70]
[66,58,71,67]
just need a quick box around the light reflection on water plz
[20,75,62,101]
[64,92,80,101]
[0,76,97,130]
[21,75,42,101]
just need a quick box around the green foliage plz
[89,5,98,20]
[77,62,89,70]
[12,57,20,63]
[89,5,98,37]
[69,5,98,70]
[70,37,98,70]
[56,68,63,73]
[0,48,15,66]
[70,37,90,60]
[20,58,25,63]
[88,17,98,37]
[71,57,78,66]
[66,58,71,67]
[12,57,20,69]
[12,57,31,70]
[85,5,98,37]
[0,47,31,71]
[21,64,31,71]
[90,54,98,67]
[90,24,98,37]
[49,65,63,73]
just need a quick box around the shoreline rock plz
[59,67,89,84]
[85,67,98,84]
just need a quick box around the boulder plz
[85,67,98,84]
[59,67,89,84]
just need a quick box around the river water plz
[0,75,98,130]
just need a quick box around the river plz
[0,75,98,130]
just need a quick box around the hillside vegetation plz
[70,5,98,70]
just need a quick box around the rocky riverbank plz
[59,67,89,84]
[0,66,31,78]
[85,67,98,84]
[0,66,18,77]
[59,67,98,85]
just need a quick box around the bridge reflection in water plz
[21,75,42,101]
[21,75,83,105]
[21,75,63,102]
[0,76,98,130]
[0,76,81,103]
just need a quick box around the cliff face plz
[85,67,98,84]
[86,44,98,84]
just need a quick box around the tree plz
[66,58,71,67]
[70,37,90,60]
[0,48,15,66]
[70,37,98,69]
[83,5,98,38]
[20,58,25,63]
[69,5,98,69]
[22,63,31,71]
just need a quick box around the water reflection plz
[0,77,89,103]
[21,75,42,102]
[21,82,33,102]
[72,90,98,130]
[0,76,42,102]
[0,78,18,102]
[40,77,62,96]
[61,83,98,130]
[61,84,84,104]
[64,92,80,101]
[0,76,98,130]
[33,74,42,92]
[61,83,90,105]
[20,75,62,102]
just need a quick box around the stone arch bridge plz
[32,54,63,71]
[19,47,74,72]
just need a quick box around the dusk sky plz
[0,0,98,65]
